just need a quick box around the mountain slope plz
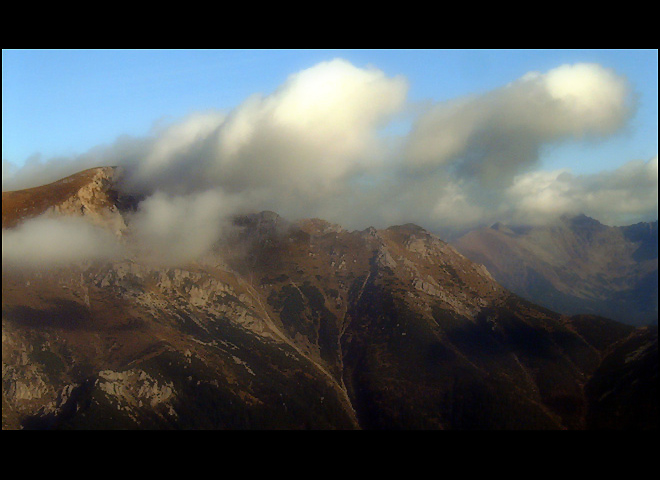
[2,170,657,429]
[453,215,658,326]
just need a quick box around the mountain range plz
[2,167,657,429]
[453,215,658,326]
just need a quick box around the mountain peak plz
[297,218,345,236]
[232,210,288,234]
[561,213,604,230]
[2,166,125,233]
[388,222,426,234]
[490,222,515,235]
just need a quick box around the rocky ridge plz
[2,167,128,233]
[2,169,657,429]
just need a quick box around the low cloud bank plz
[2,59,657,266]
[2,216,121,269]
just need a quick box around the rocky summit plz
[2,168,657,429]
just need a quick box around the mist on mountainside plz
[3,180,657,429]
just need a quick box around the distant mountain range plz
[2,167,657,429]
[453,215,658,326]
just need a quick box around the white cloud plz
[542,63,630,134]
[125,58,408,200]
[403,63,634,188]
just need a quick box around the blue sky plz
[3,49,657,176]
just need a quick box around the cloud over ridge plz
[2,59,657,266]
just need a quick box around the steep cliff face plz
[453,215,658,326]
[2,170,657,429]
